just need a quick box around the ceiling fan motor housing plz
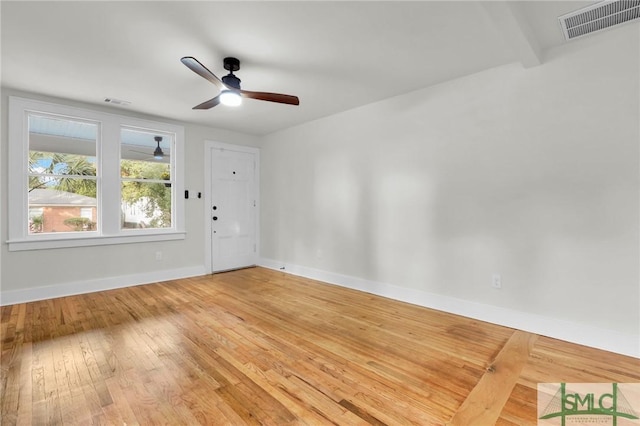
[222,57,242,89]
[222,74,241,90]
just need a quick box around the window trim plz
[8,96,185,251]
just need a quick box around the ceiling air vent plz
[559,0,640,40]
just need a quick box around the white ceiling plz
[1,1,597,136]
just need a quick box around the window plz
[120,128,173,229]
[8,97,185,251]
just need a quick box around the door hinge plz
[253,244,256,253]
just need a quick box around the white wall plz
[260,25,639,355]
[0,88,260,302]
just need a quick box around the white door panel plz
[210,147,257,272]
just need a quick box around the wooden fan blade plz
[239,90,300,105]
[128,149,170,156]
[181,56,225,90]
[124,151,169,163]
[193,96,221,110]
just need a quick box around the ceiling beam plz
[482,2,542,68]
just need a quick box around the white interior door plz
[209,146,258,272]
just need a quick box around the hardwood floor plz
[1,267,638,425]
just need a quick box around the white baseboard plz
[0,265,207,306]
[258,258,640,359]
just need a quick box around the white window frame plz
[8,96,185,251]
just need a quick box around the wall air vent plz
[559,0,640,40]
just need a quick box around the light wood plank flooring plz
[1,267,638,425]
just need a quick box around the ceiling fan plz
[180,56,300,109]
[128,136,169,161]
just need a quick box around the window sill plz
[7,231,186,251]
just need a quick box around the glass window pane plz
[121,128,172,179]
[80,207,93,220]
[121,159,170,181]
[28,208,44,233]
[121,182,172,229]
[29,151,97,177]
[28,179,97,234]
[29,115,97,176]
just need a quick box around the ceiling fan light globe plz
[220,90,242,107]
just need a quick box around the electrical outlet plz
[492,273,502,289]
[155,251,163,261]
